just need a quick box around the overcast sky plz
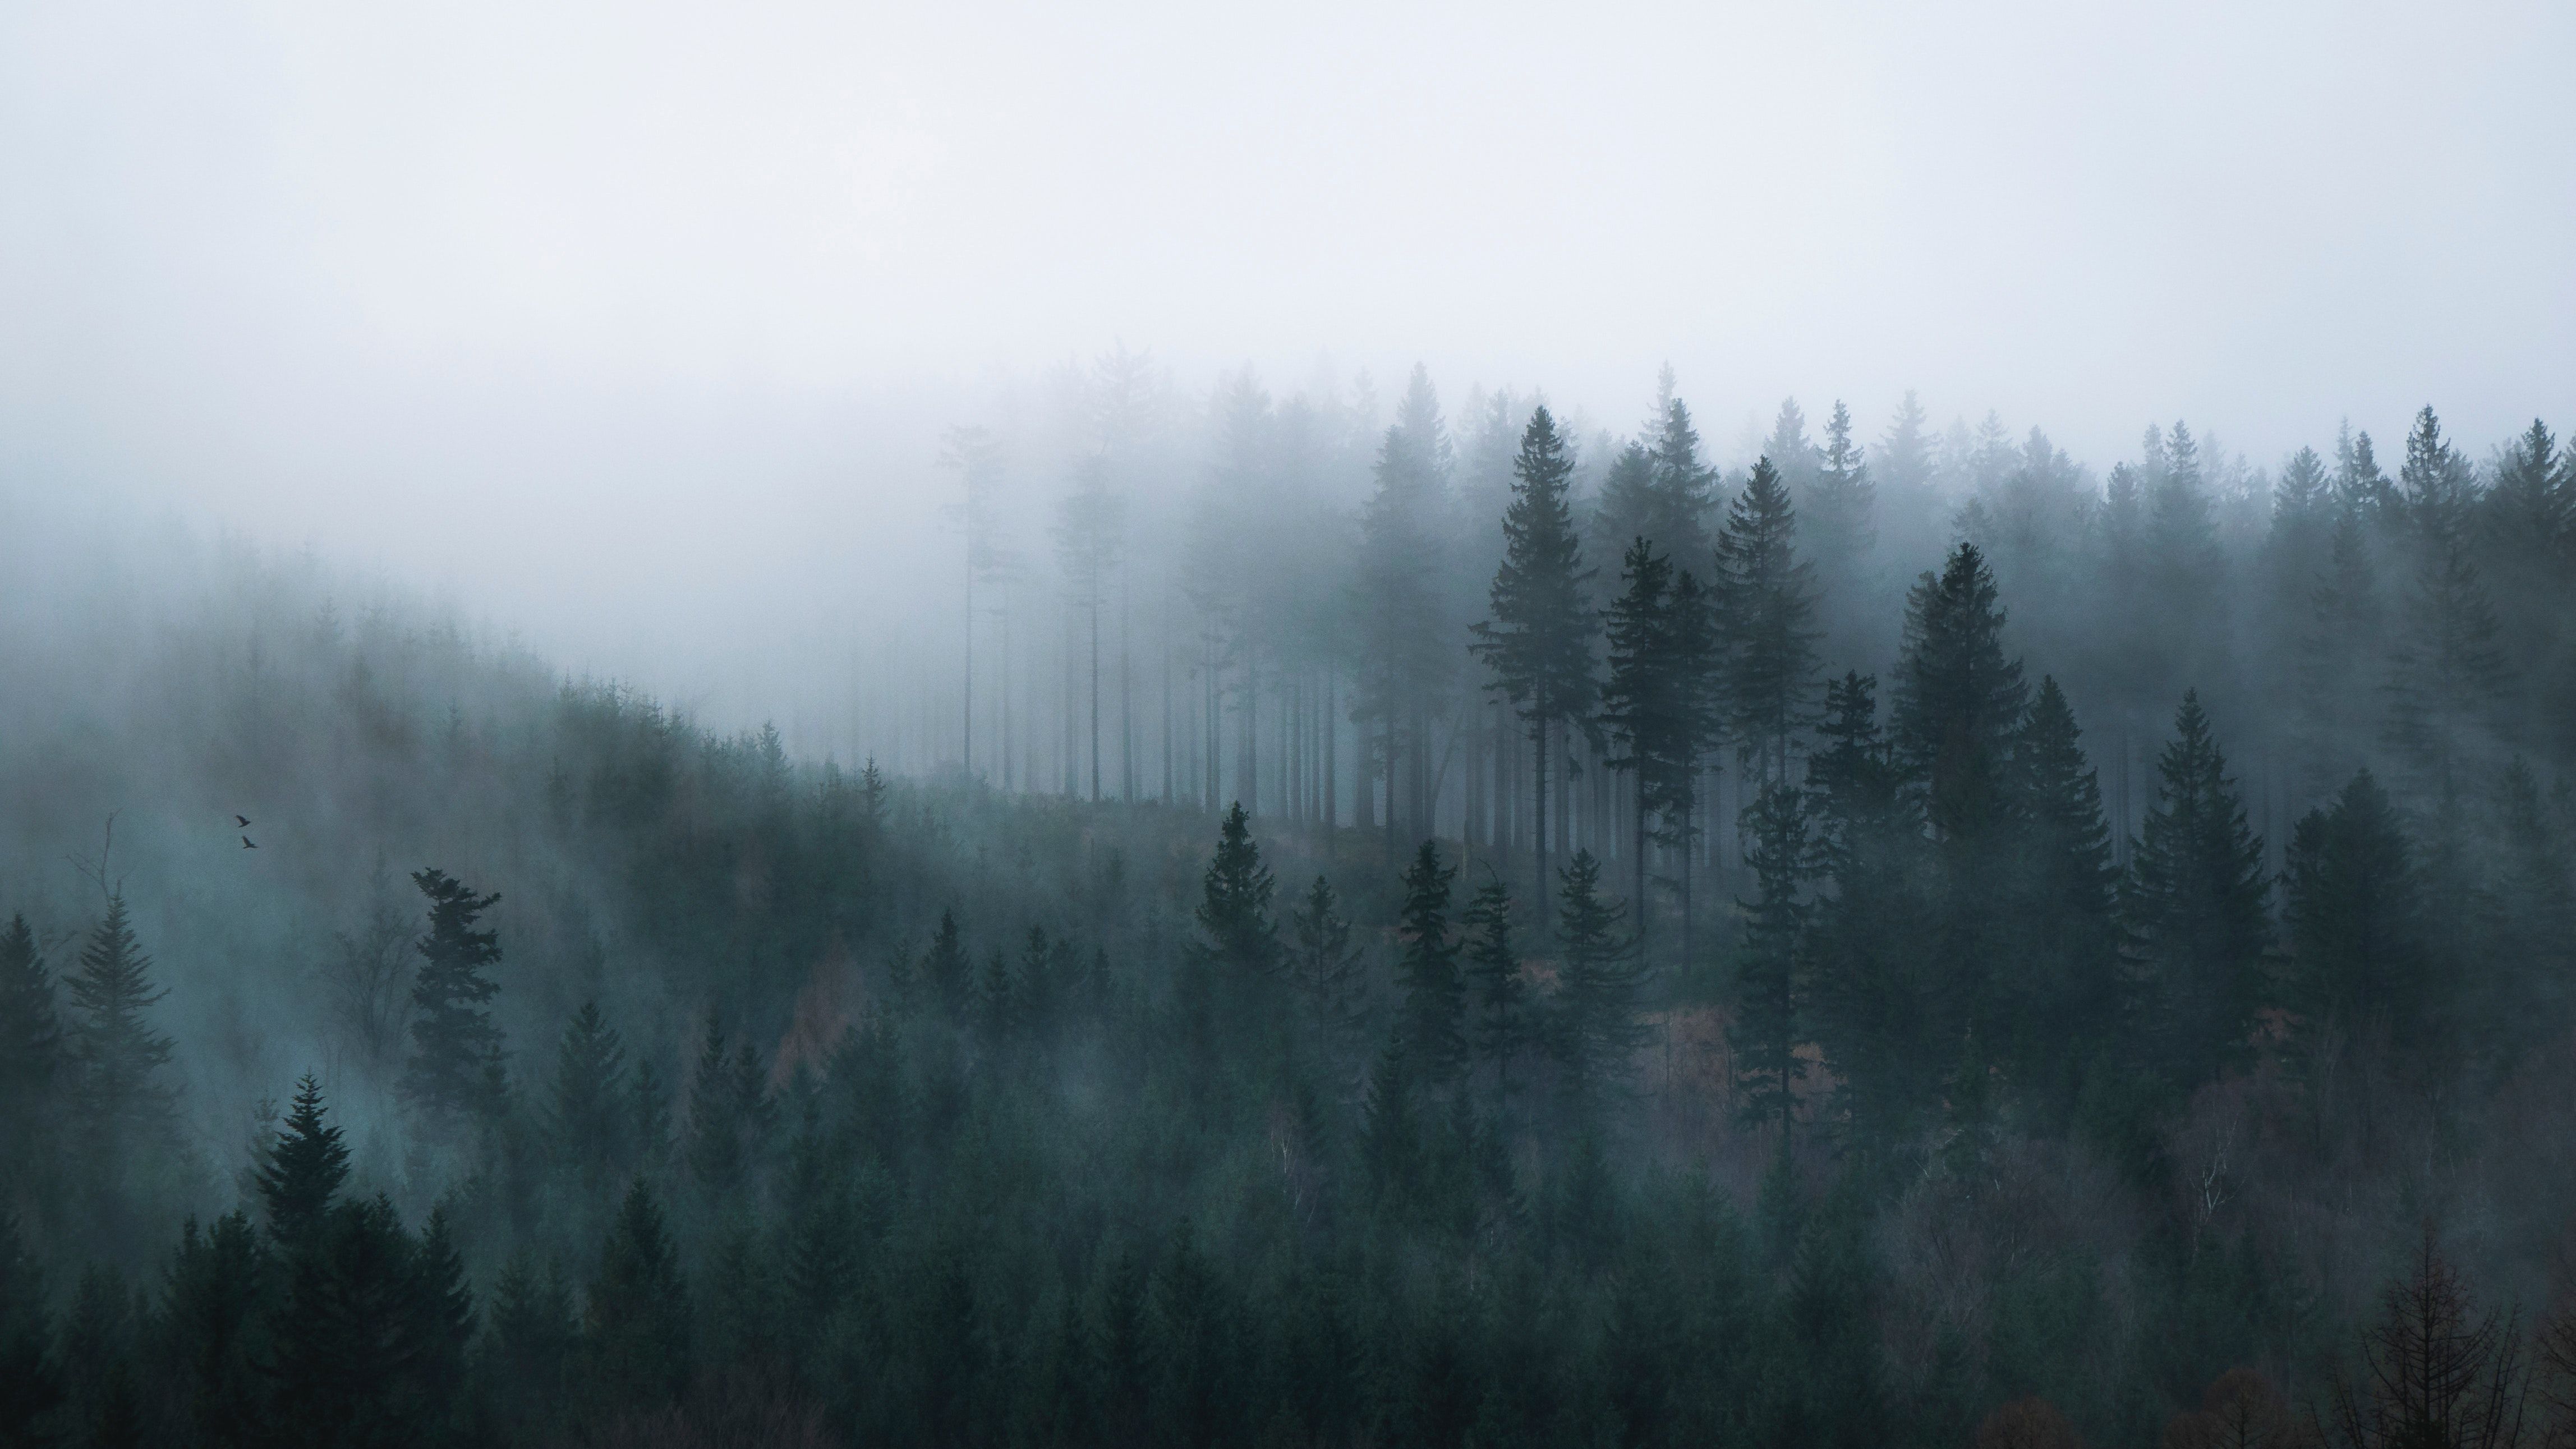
[3,0,2570,730]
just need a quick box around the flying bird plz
[235,815,251,828]
[242,836,257,849]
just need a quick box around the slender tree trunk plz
[1325,666,1338,836]
[1160,586,1172,805]
[1533,711,1550,914]
[963,551,973,776]
[1088,590,1101,804]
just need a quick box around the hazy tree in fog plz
[0,913,61,1197]
[1893,543,2026,844]
[401,869,506,1133]
[1354,367,1453,855]
[1764,397,1821,503]
[323,862,415,1079]
[1549,849,1644,1109]
[2122,692,2270,1086]
[2385,406,2514,794]
[1718,456,1823,783]
[1389,841,1465,1087]
[1600,539,1682,945]
[1471,404,1597,908]
[2481,418,2572,755]
[2282,770,2428,1086]
[1805,401,1876,589]
[548,1000,630,1185]
[1462,873,1533,1099]
[1729,778,1811,1137]
[66,893,176,1171]
[941,425,1008,778]
[1998,677,2122,1098]
[1056,457,1128,803]
[255,1073,350,1249]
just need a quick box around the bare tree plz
[2324,1223,2529,1449]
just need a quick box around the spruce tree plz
[1470,404,1599,907]
[1644,397,1721,563]
[1353,367,1454,855]
[265,1195,430,1449]
[1194,802,1280,979]
[2384,408,2514,795]
[1718,456,1823,784]
[1285,876,1368,1062]
[1998,677,2122,1098]
[584,1180,690,1414]
[2121,691,2271,1086]
[1802,673,1934,1146]
[0,912,61,1186]
[1551,849,1643,1108]
[164,1209,269,1446]
[0,1213,63,1439]
[921,909,972,1019]
[2298,510,2385,800]
[401,868,505,1130]
[1601,537,1705,951]
[65,891,176,1162]
[548,1000,629,1183]
[1892,542,2027,841]
[479,1254,577,1443]
[1461,875,1533,1098]
[1729,779,1811,1137]
[1806,400,1876,585]
[256,1073,351,1250]
[1390,841,1465,1086]
[2282,770,2429,1074]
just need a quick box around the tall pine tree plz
[2121,691,2270,1087]
[1471,404,1598,908]
[1718,456,1823,784]
[401,868,505,1131]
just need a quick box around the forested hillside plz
[3,378,2575,1449]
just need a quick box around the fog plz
[6,0,2570,741]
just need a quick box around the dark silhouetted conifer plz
[256,1073,351,1251]
[401,868,505,1130]
[2122,692,2270,1085]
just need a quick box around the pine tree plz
[1353,366,1454,855]
[1461,875,1533,1098]
[1551,849,1643,1108]
[479,1254,576,1443]
[1600,537,1705,952]
[2334,423,2396,524]
[409,1206,475,1433]
[0,1213,63,1439]
[1471,404,1599,907]
[1806,400,1876,581]
[1998,678,2123,1100]
[921,908,972,1019]
[2298,510,2385,800]
[401,868,505,1130]
[1893,542,2027,841]
[1390,841,1465,1086]
[2122,692,2271,1086]
[1194,802,1280,979]
[584,1180,690,1414]
[2385,407,2514,795]
[1644,397,1721,564]
[1285,875,1368,1070]
[1729,779,1811,1137]
[65,891,176,1161]
[256,1073,352,1250]
[0,912,62,1187]
[265,1195,431,1449]
[165,1209,270,1446]
[1718,456,1823,783]
[2282,770,2430,1074]
[548,1000,629,1183]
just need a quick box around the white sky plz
[3,0,2570,730]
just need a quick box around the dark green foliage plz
[1718,456,1823,784]
[2122,692,2270,1087]
[401,869,505,1130]
[265,1194,455,1449]
[0,1215,62,1441]
[1391,841,1465,1085]
[1730,779,1810,1135]
[1894,542,2027,841]
[0,914,60,1207]
[65,892,176,1161]
[1551,849,1643,1109]
[546,1000,628,1182]
[1193,802,1278,980]
[583,1181,689,1413]
[1471,404,1599,901]
[2282,770,2430,1074]
[256,1074,352,1250]
[1999,677,2123,1101]
[476,1254,575,1445]
[1462,875,1533,1097]
[1285,875,1368,1065]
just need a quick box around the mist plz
[6,3,2576,1447]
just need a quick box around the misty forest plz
[8,363,2576,1449]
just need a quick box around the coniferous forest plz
[6,374,2576,1449]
